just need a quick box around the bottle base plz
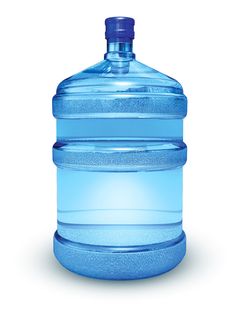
[53,231,186,280]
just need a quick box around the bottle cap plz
[105,17,135,41]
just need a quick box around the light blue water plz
[57,167,183,246]
[53,116,187,280]
[56,118,183,139]
[54,116,185,247]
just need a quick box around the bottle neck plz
[105,40,135,61]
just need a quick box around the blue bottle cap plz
[105,17,135,41]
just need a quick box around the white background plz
[0,0,235,313]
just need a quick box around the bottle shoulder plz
[56,59,184,96]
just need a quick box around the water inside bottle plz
[57,169,183,247]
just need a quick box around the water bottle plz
[52,17,187,280]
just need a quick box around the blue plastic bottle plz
[53,17,187,280]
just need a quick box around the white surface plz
[0,0,235,313]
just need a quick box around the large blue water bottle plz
[53,17,187,280]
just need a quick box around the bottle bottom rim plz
[53,231,186,280]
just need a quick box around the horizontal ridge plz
[53,139,187,171]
